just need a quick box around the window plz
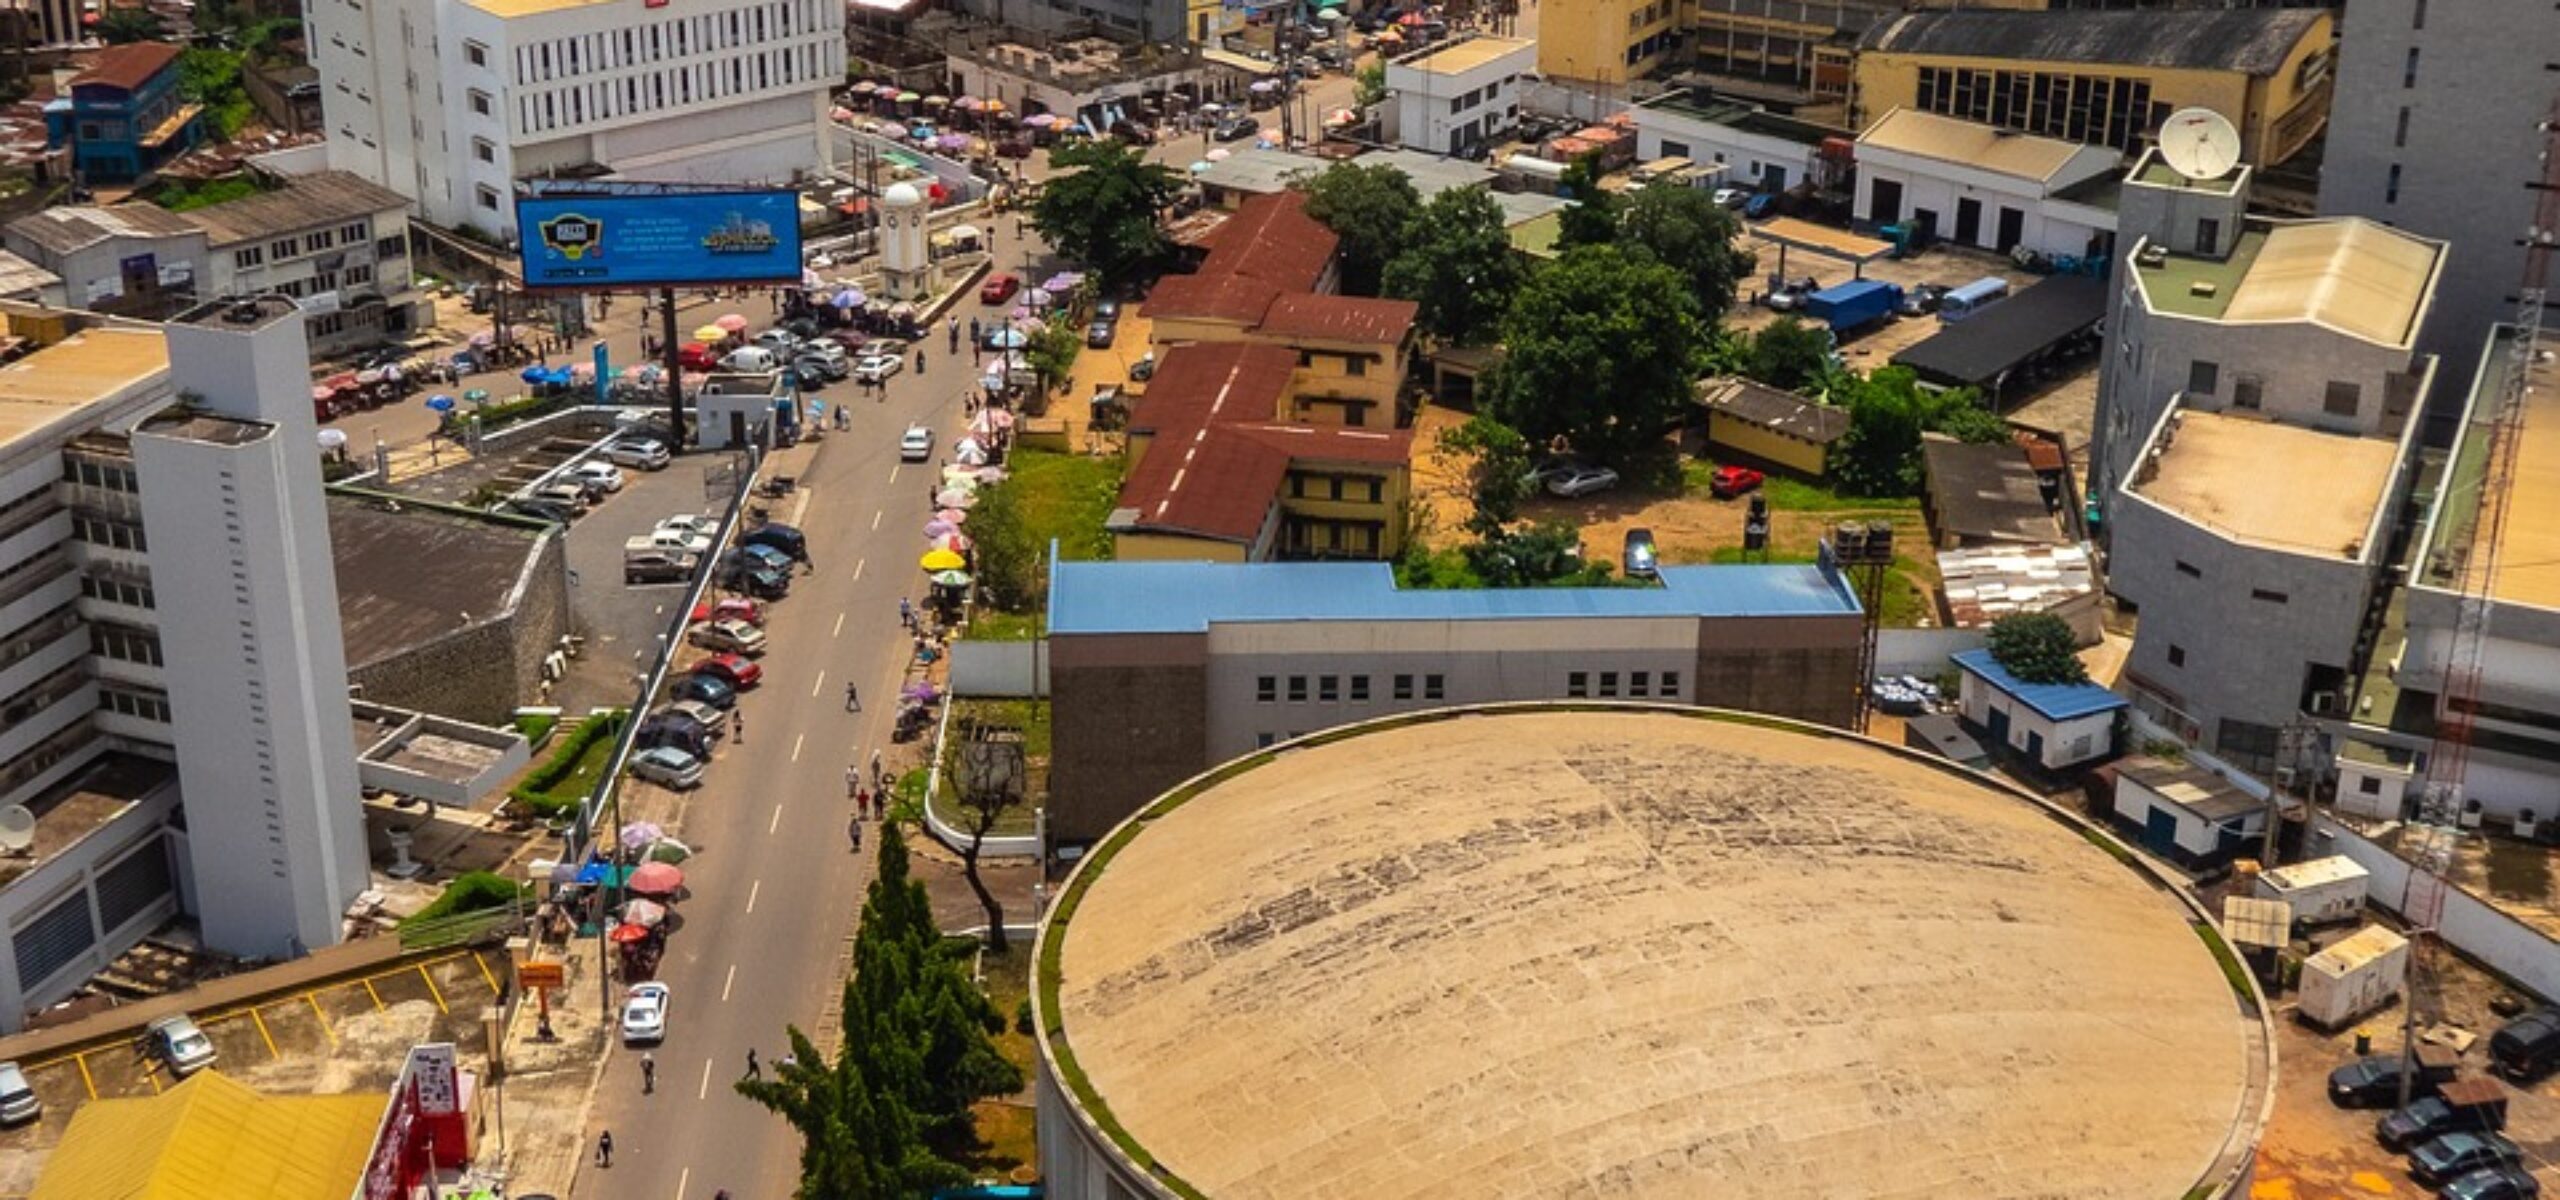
[78,576,154,609]
[2403,47,2420,88]
[1287,675,1307,702]
[476,185,500,210]
[269,238,296,261]
[90,624,164,667]
[2175,560,2201,578]
[2194,217,2219,255]
[2358,775,2382,795]
[474,136,495,163]
[1318,675,1339,702]
[1257,676,1276,703]
[1393,673,1414,700]
[469,88,493,115]
[2233,375,2264,410]
[1567,671,1588,698]
[233,247,262,269]
[304,231,332,255]
[2385,163,2402,205]
[2251,588,2290,604]
[2411,0,2426,27]
[1423,674,1445,701]
[97,686,170,723]
[2167,644,2187,668]
[465,39,488,65]
[1350,675,1369,702]
[1630,671,1650,698]
[1344,357,1366,377]
[2394,107,2410,149]
[1660,139,1689,159]
[345,264,373,286]
[2187,360,2218,396]
[2324,381,2363,418]
[1660,671,1681,698]
[1257,732,1277,748]
[1598,671,1619,698]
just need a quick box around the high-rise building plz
[306,0,843,237]
[2319,0,2560,364]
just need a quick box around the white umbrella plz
[953,439,989,466]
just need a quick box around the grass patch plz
[2190,920,2257,1007]
[965,610,1042,641]
[980,945,1035,1074]
[1005,447,1122,563]
[401,870,529,926]
[2078,825,2138,868]
[507,710,627,819]
[929,699,1047,837]
[1681,460,1919,512]
[958,1100,1038,1181]
[512,712,559,748]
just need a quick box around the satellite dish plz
[2158,108,2241,182]
[0,806,34,854]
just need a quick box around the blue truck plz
[1804,279,1905,336]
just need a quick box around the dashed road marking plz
[871,510,883,531]
[833,611,845,638]
[698,1057,714,1100]
[853,558,866,581]
[746,880,761,914]
[770,803,783,834]
[791,732,804,762]
[809,670,826,698]
[722,963,738,1003]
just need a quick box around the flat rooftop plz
[2134,409,2398,560]
[0,327,168,455]
[2426,327,2560,610]
[3,756,173,887]
[2133,155,2241,194]
[1391,33,1529,74]
[330,493,548,671]
[1042,708,2262,1199]
[2138,220,2442,346]
[1046,559,1860,635]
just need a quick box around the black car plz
[634,710,714,758]
[2379,1090,2508,1152]
[2441,1165,2541,1200]
[504,498,579,524]
[2331,1055,2458,1108]
[1622,528,1659,579]
[719,560,792,599]
[741,522,808,563]
[624,551,695,585]
[2489,1006,2560,1081]
[672,672,738,711]
[1898,283,1950,317]
[1086,320,1117,349]
[1213,115,1261,142]
[1095,297,1123,322]
[2410,1132,2525,1187]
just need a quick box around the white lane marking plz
[721,964,737,1003]
[697,1057,713,1100]
[675,1168,689,1200]
[809,669,826,698]
[770,803,784,834]
[788,487,813,526]
[853,558,866,581]
[791,732,804,762]
[832,611,846,638]
[746,880,761,913]
[889,464,901,484]
[870,510,883,531]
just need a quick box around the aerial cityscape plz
[0,0,2543,1196]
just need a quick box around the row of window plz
[79,575,154,609]
[1441,75,1518,114]
[1567,670,1682,700]
[1285,472,1385,503]
[1913,65,2165,156]
[268,264,375,300]
[2186,359,2361,420]
[1256,673,1446,703]
[70,514,146,553]
[60,455,135,494]
[97,684,170,723]
[91,624,163,668]
[508,44,833,137]
[233,221,372,272]
[493,0,828,87]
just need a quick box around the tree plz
[962,480,1039,613]
[1381,185,1523,345]
[179,48,256,139]
[1353,60,1387,110]
[1618,184,1756,323]
[1824,367,2001,496]
[1032,140,1182,285]
[1435,415,1532,537]
[1745,317,1833,393]
[951,720,1029,953]
[1301,161,1420,297]
[1022,319,1080,399]
[96,6,166,42]
[1987,612,2088,685]
[1486,244,1703,466]
[1463,520,1599,587]
[1554,155,1621,251]
[1927,389,2011,445]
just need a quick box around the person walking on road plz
[730,711,742,743]
[845,682,861,712]
[899,597,915,630]
[870,748,885,789]
[641,1053,656,1094]
[744,1049,761,1081]
[596,1131,615,1168]
[847,763,860,799]
[850,814,865,852]
[915,348,927,375]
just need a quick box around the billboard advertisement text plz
[517,190,802,290]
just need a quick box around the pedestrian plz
[915,348,926,375]
[870,748,885,787]
[970,316,982,343]
[899,597,915,629]
[731,711,742,743]
[847,763,860,799]
[596,1131,615,1168]
[845,681,862,712]
[642,1052,656,1094]
[857,784,873,818]
[850,814,865,851]
[745,1049,761,1080]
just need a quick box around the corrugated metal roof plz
[185,170,411,247]
[2223,219,2443,348]
[1697,375,1849,444]
[2263,855,2367,891]
[2306,925,2407,974]
[1255,293,1417,345]
[7,203,201,256]
[1951,648,2127,722]
[2221,897,2292,950]
[1856,109,2089,184]
[31,1071,385,1200]
[71,42,183,92]
[1858,8,2327,76]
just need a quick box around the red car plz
[677,342,722,371]
[979,274,1020,305]
[689,597,766,627]
[691,653,763,690]
[1709,465,1766,499]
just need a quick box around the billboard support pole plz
[659,286,685,447]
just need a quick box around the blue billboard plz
[516,190,802,290]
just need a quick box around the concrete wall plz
[2319,0,2555,365]
[1536,0,1675,87]
[1697,614,1863,728]
[0,783,178,1032]
[949,639,1049,698]
[1385,39,1533,156]
[1047,632,1209,847]
[1957,671,2115,769]
[1703,412,1827,476]
[1874,626,1988,678]
[1629,106,1818,193]
[2312,813,2560,1004]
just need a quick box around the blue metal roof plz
[1951,648,2128,722]
[1046,559,1861,635]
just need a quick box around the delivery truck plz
[1804,279,1905,336]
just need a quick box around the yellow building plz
[1854,7,2334,168]
[1535,0,1681,88]
[1688,0,2045,105]
[1696,376,1847,477]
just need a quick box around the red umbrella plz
[609,922,653,944]
[629,861,685,896]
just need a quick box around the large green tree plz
[1554,156,1622,251]
[1746,317,1834,393]
[1381,185,1523,345]
[1618,184,1756,323]
[1301,161,1421,297]
[1486,244,1703,465]
[962,478,1040,613]
[1987,611,2088,684]
[1825,366,2004,496]
[1031,140,1183,285]
[1435,414,1533,538]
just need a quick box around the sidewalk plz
[480,934,615,1197]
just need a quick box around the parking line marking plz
[810,670,826,698]
[833,611,845,638]
[746,880,761,913]
[791,732,804,762]
[75,1052,95,1101]
[308,995,338,1050]
[143,1064,161,1094]
[770,803,783,834]
[871,510,883,531]
[698,1057,714,1100]
[362,978,385,1011]
[419,965,449,1014]
[473,950,503,995]
[251,1007,279,1060]
[722,963,738,1003]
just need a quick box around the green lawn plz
[1681,459,1919,512]
[965,611,1042,641]
[1007,447,1122,563]
[959,944,1040,1179]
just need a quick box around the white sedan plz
[854,354,905,384]
[621,982,670,1044]
[1544,465,1621,498]
[900,425,934,462]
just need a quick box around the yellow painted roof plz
[34,1071,387,1200]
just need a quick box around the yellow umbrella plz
[920,548,967,571]
[693,324,728,342]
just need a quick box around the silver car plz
[629,745,705,790]
[145,1014,216,1078]
[0,1061,39,1124]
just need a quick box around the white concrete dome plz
[881,181,924,208]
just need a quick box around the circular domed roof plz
[1038,707,2268,1200]
[882,181,923,207]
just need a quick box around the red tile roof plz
[1255,293,1418,346]
[73,42,182,93]
[1119,343,1303,544]
[1200,190,1337,291]
[1142,271,1282,326]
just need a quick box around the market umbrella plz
[628,861,685,896]
[623,898,669,927]
[924,94,949,107]
[356,368,384,386]
[974,466,1008,484]
[468,330,496,347]
[930,569,972,589]
[521,365,552,384]
[569,362,596,381]
[923,518,959,539]
[970,408,1015,432]
[1189,161,1213,174]
[609,922,653,945]
[954,439,989,466]
[464,389,492,404]
[830,106,855,122]
[941,463,981,483]
[318,428,348,452]
[646,839,692,864]
[955,96,984,110]
[832,288,865,309]
[932,531,973,553]
[694,324,729,342]
[920,547,967,571]
[935,488,978,509]
[425,394,456,412]
[310,385,334,403]
[1205,147,1233,161]
[935,507,970,524]
[903,681,942,702]
[1025,288,1054,307]
[620,821,665,850]
[714,313,750,333]
[984,99,1007,113]
[548,861,582,887]
[1023,113,1055,128]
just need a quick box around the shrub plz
[1014,997,1034,1035]
[513,712,560,748]
[508,710,627,818]
[402,870,528,927]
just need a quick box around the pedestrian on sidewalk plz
[744,1048,761,1080]
[642,1052,656,1094]
[845,682,862,712]
[847,763,860,799]
[871,748,885,788]
[850,814,865,851]
[899,597,915,629]
[596,1131,615,1168]
[731,712,742,743]
[857,785,873,819]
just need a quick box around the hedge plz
[508,709,627,819]
[513,712,560,749]
[401,870,529,927]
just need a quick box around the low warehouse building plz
[331,491,571,725]
[1034,706,2272,1199]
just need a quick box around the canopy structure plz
[1891,275,2108,398]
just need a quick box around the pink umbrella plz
[934,531,974,553]
[923,518,959,539]
[935,489,977,508]
[935,507,970,524]
[714,314,749,333]
[629,861,685,896]
[311,386,334,402]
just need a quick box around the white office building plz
[1853,108,2119,260]
[308,0,843,237]
[1381,35,1533,157]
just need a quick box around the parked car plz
[1128,353,1158,382]
[690,596,766,627]
[791,355,840,387]
[1708,464,1766,498]
[1095,297,1123,322]
[677,342,723,371]
[900,425,935,462]
[620,982,671,1044]
[505,498,580,524]
[1898,283,1951,318]
[672,671,738,711]
[753,329,803,355]
[1762,276,1819,312]
[2411,1132,2526,1187]
[720,346,779,373]
[2440,1165,2541,1200]
[1213,115,1261,142]
[1544,464,1620,498]
[1086,320,1117,348]
[692,653,763,690]
[531,482,592,512]
[658,512,718,539]
[854,354,904,384]
[1109,118,1156,145]
[2489,1007,2560,1081]
[2332,1055,2459,1108]
[145,1014,217,1078]
[1710,187,1748,210]
[635,710,715,758]
[0,1062,40,1125]
[1742,192,1778,220]
[665,699,729,735]
[855,337,903,360]
[1622,528,1659,579]
[690,618,768,655]
[625,550,695,586]
[718,559,791,599]
[570,461,625,493]
[2379,1086,2510,1152]
[980,274,1021,305]
[607,438,671,470]
[629,745,705,790]
[740,523,808,563]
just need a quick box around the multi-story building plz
[2096,149,2445,774]
[1853,8,2334,170]
[1041,556,1867,846]
[1681,0,2048,108]
[187,172,430,356]
[1382,35,1533,158]
[308,0,842,237]
[1536,0,1682,90]
[45,43,205,184]
[2319,0,2560,366]
[0,296,369,1025]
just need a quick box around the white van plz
[1936,276,2011,323]
[720,346,778,372]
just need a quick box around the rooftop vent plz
[2188,281,2218,299]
